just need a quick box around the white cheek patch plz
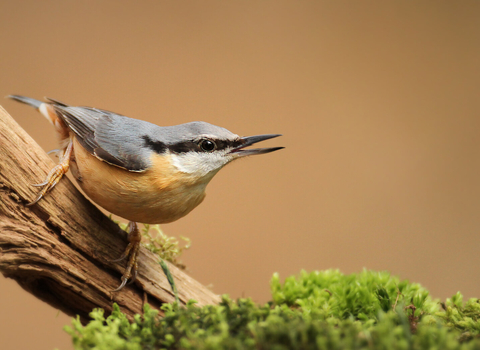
[171,151,231,177]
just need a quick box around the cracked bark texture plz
[0,106,220,324]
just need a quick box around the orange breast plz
[70,137,208,223]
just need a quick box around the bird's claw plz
[27,141,72,206]
[111,221,141,292]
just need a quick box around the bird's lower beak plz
[230,134,284,156]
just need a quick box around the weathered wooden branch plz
[0,106,220,323]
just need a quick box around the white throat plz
[171,151,232,178]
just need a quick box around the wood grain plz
[0,106,220,323]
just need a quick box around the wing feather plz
[51,103,151,172]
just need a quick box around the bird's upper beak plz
[230,134,284,156]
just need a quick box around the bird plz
[8,95,283,291]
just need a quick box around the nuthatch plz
[8,95,283,291]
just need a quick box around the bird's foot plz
[111,221,141,292]
[27,140,73,206]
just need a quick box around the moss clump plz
[140,224,190,270]
[64,270,480,349]
[271,269,438,323]
[438,292,480,341]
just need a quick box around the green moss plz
[64,270,480,349]
[140,224,190,270]
[271,269,438,322]
[438,292,480,341]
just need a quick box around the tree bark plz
[0,106,220,324]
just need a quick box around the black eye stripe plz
[168,141,198,154]
[142,135,167,153]
[168,139,244,154]
[212,139,244,150]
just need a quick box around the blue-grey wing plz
[52,104,154,172]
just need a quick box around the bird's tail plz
[7,95,43,109]
[7,95,63,130]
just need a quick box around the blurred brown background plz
[1,1,480,349]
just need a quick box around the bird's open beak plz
[230,134,284,156]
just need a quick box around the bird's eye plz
[199,139,216,152]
